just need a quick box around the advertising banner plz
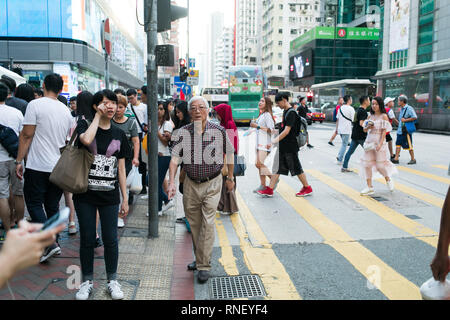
[289,49,313,80]
[389,0,411,53]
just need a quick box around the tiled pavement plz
[0,193,195,300]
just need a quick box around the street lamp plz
[325,1,339,80]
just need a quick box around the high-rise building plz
[206,11,225,87]
[375,0,450,132]
[0,0,146,95]
[261,0,322,87]
[235,0,261,66]
[214,27,235,87]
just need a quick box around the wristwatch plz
[14,160,21,165]
[226,176,234,182]
[257,126,261,130]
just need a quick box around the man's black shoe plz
[328,141,334,146]
[391,159,399,164]
[198,270,210,283]
[187,261,197,271]
[307,144,314,149]
[407,159,417,165]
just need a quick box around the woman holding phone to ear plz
[72,89,131,301]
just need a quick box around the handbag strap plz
[339,107,352,122]
[131,104,145,132]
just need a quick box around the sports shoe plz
[408,159,417,165]
[40,243,60,263]
[387,179,395,192]
[162,199,174,213]
[307,144,314,149]
[257,187,274,198]
[158,211,163,217]
[76,281,93,300]
[141,195,149,200]
[296,186,313,197]
[95,237,103,248]
[391,159,399,164]
[360,187,375,196]
[117,218,125,228]
[253,185,266,193]
[107,280,124,300]
[68,221,77,235]
[336,157,342,165]
[328,141,334,146]
[341,168,352,173]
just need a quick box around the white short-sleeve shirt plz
[337,104,356,135]
[0,104,24,161]
[256,112,275,152]
[23,97,73,172]
[158,121,173,156]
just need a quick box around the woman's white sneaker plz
[107,280,124,300]
[117,218,125,228]
[162,200,175,213]
[76,281,93,300]
[387,179,395,192]
[360,187,375,196]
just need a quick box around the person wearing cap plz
[384,97,399,160]
[392,95,417,165]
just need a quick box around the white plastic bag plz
[127,167,142,194]
[420,277,450,300]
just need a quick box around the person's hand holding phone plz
[0,220,65,282]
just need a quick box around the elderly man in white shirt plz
[336,95,356,165]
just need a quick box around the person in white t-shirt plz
[126,89,148,195]
[250,97,275,193]
[0,83,24,235]
[336,95,356,165]
[15,73,73,263]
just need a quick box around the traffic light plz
[179,59,188,82]
[307,92,313,103]
[157,0,188,33]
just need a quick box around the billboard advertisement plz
[389,0,411,53]
[289,49,313,80]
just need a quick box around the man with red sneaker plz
[257,92,313,198]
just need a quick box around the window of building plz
[291,29,297,35]
[278,65,282,70]
[389,50,408,69]
[279,29,283,34]
[278,41,283,46]
[417,0,435,64]
[279,4,283,10]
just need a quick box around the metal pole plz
[145,0,159,238]
[332,3,338,79]
[105,53,110,89]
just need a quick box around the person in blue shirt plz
[392,95,417,165]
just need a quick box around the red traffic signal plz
[179,59,186,67]
[307,91,313,102]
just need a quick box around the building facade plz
[0,0,146,98]
[375,0,450,131]
[207,11,225,87]
[261,0,322,87]
[214,27,235,87]
[235,0,261,66]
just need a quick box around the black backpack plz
[286,109,308,148]
[0,124,19,159]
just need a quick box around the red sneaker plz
[257,187,274,198]
[296,186,313,197]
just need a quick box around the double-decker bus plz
[228,65,265,123]
[201,87,229,108]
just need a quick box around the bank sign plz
[290,26,380,53]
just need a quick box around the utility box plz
[155,44,175,67]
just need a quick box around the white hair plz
[188,96,210,110]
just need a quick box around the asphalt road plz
[189,122,450,300]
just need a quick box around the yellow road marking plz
[397,166,450,184]
[352,168,444,208]
[432,165,448,170]
[277,180,422,300]
[215,214,239,276]
[229,192,301,300]
[307,170,438,248]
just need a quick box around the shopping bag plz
[420,277,450,300]
[127,167,142,194]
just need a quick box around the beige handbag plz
[49,127,94,194]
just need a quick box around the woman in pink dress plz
[360,96,398,196]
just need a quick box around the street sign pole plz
[145,0,159,238]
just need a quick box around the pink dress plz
[360,115,398,180]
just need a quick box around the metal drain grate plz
[210,275,266,300]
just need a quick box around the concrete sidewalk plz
[0,194,194,300]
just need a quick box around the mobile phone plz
[40,207,70,232]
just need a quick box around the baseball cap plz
[384,97,395,105]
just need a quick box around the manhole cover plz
[209,275,266,300]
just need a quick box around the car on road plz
[307,108,326,124]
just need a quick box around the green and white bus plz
[228,65,265,123]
